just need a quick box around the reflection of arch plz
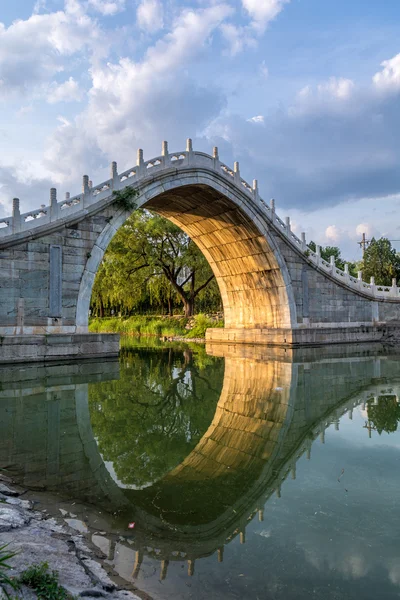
[3,348,400,581]
[86,346,400,581]
[76,172,297,333]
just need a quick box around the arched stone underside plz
[145,185,294,329]
[2,142,400,357]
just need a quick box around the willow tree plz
[91,210,219,317]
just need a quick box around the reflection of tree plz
[89,347,223,488]
[367,396,400,434]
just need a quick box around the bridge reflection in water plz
[1,343,400,587]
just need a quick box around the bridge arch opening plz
[78,181,297,332]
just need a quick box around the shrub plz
[19,562,72,600]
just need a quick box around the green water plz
[2,341,400,599]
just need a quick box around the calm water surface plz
[2,340,400,600]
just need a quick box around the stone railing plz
[1,139,399,300]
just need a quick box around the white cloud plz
[318,77,355,99]
[220,23,256,56]
[373,52,400,92]
[247,115,264,124]
[48,77,83,103]
[137,0,164,33]
[44,4,232,181]
[0,5,105,99]
[325,225,341,243]
[88,0,125,15]
[242,0,290,33]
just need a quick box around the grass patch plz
[89,315,188,337]
[19,562,72,600]
[89,314,224,339]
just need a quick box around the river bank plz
[89,314,224,340]
[0,473,148,600]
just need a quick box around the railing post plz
[65,192,70,201]
[111,161,118,191]
[212,146,219,171]
[12,197,21,233]
[82,175,90,207]
[357,271,363,289]
[285,216,291,235]
[316,245,321,265]
[370,276,375,295]
[330,255,335,272]
[344,263,350,281]
[253,179,259,203]
[50,188,58,222]
[391,278,398,297]
[301,232,306,250]
[162,141,169,167]
[234,161,240,184]
[137,148,144,177]
[270,198,275,222]
[186,138,193,164]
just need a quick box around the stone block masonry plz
[1,139,400,360]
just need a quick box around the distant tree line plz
[308,237,400,286]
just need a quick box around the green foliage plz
[19,562,72,600]
[0,544,18,594]
[90,209,221,318]
[367,396,400,434]
[186,314,224,338]
[89,315,188,336]
[112,187,138,211]
[362,238,400,286]
[308,241,357,275]
[89,347,224,487]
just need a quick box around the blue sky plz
[1,0,400,258]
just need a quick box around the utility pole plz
[358,232,368,257]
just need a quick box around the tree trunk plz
[99,296,105,318]
[183,297,195,317]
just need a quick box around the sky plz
[1,0,400,259]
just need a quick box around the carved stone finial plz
[330,255,335,266]
[393,278,397,288]
[186,138,193,153]
[213,146,219,159]
[253,179,258,191]
[137,148,144,166]
[285,216,291,231]
[370,276,375,285]
[270,198,275,212]
[50,188,57,204]
[111,161,118,178]
[162,141,168,156]
[301,232,306,244]
[357,270,362,281]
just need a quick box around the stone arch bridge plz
[1,139,400,358]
